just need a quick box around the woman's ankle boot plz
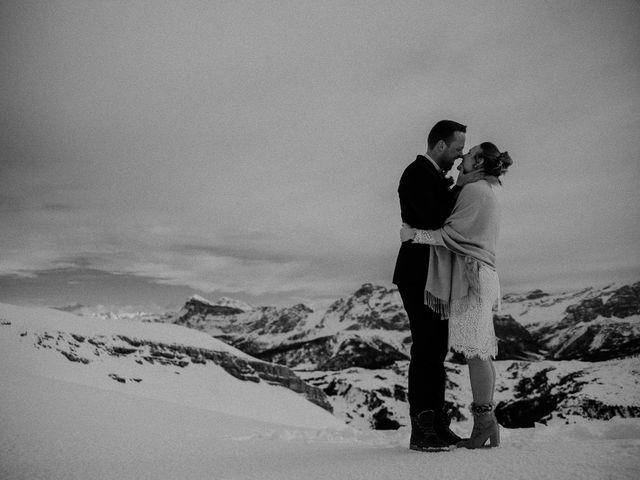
[457,402,500,449]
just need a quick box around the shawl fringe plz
[424,290,451,319]
[424,288,479,321]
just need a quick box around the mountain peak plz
[187,295,253,312]
[188,294,216,306]
[216,296,254,312]
[353,283,390,297]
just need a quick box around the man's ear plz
[436,140,446,152]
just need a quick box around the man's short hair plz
[427,120,467,148]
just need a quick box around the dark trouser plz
[398,282,449,418]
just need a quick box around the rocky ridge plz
[176,283,554,371]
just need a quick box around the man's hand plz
[456,167,486,187]
[400,223,416,243]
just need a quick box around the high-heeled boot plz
[457,402,500,449]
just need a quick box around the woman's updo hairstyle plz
[478,142,513,179]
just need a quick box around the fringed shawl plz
[424,178,500,318]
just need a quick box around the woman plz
[400,142,513,449]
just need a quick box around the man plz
[392,120,472,451]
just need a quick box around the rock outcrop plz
[535,282,640,361]
[493,314,543,360]
[34,330,332,412]
[258,333,408,371]
[495,357,640,427]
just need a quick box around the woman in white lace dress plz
[401,142,512,449]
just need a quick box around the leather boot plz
[434,410,462,446]
[410,410,450,452]
[457,402,500,449]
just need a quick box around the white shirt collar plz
[424,153,443,174]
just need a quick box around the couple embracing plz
[392,120,513,451]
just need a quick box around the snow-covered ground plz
[1,302,639,479]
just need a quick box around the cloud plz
[1,1,639,305]
[175,243,300,265]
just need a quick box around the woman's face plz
[458,145,482,173]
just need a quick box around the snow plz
[499,288,593,328]
[52,302,166,321]
[2,370,639,480]
[300,357,640,430]
[189,293,219,307]
[499,282,638,331]
[2,302,640,479]
[495,357,640,408]
[0,302,251,358]
[216,296,254,311]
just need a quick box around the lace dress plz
[448,265,499,360]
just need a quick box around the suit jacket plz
[392,155,458,286]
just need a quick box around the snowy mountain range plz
[23,280,640,431]
[166,280,640,429]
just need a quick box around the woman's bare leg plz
[490,360,496,398]
[467,356,494,404]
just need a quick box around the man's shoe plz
[434,410,463,446]
[409,410,450,452]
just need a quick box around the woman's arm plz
[400,223,445,245]
[401,181,495,246]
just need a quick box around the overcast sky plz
[1,0,639,310]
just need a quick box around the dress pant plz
[398,282,449,418]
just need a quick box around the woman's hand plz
[400,223,416,243]
[457,167,486,187]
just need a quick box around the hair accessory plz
[498,151,511,174]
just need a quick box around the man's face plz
[441,132,466,172]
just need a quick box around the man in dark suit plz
[392,120,469,451]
